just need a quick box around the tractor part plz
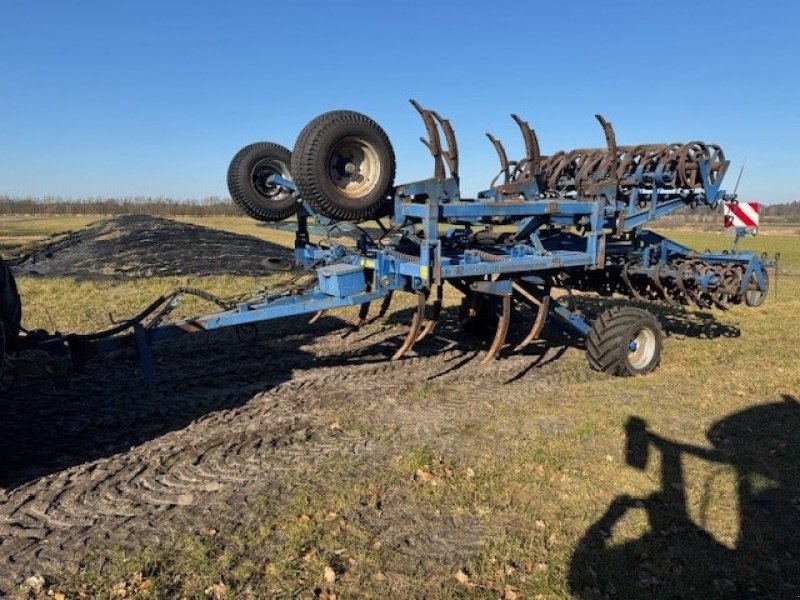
[291,110,396,221]
[0,257,21,346]
[227,142,299,221]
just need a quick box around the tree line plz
[0,196,241,217]
[0,196,798,221]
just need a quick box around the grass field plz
[3,215,799,599]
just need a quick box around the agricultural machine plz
[0,101,774,392]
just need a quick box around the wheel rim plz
[327,136,382,198]
[745,268,768,307]
[251,158,291,202]
[627,328,657,370]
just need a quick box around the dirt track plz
[0,295,602,593]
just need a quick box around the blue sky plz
[1,1,798,203]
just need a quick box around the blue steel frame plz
[65,157,771,390]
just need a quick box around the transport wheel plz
[227,142,298,222]
[0,257,21,344]
[292,110,395,221]
[744,266,768,307]
[586,307,663,376]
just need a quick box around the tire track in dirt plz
[0,320,600,590]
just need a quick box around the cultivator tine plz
[367,291,394,324]
[595,114,620,184]
[511,114,541,178]
[410,99,445,180]
[392,292,426,360]
[480,295,511,364]
[486,132,512,187]
[431,110,459,179]
[512,282,551,350]
[350,300,371,329]
[416,284,443,341]
[308,309,327,324]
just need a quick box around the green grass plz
[0,215,99,254]
[6,215,800,599]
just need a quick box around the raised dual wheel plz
[227,142,298,222]
[228,111,395,222]
[587,307,663,376]
[292,110,395,222]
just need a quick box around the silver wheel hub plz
[328,137,381,198]
[628,328,657,370]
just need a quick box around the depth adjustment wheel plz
[587,307,663,376]
[744,266,769,307]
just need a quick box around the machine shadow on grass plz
[569,395,800,599]
[565,295,742,340]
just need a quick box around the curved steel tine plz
[595,114,619,179]
[417,284,443,341]
[513,284,550,350]
[410,99,444,179]
[511,114,541,176]
[392,292,426,360]
[350,300,371,329]
[308,309,327,324]
[486,133,511,186]
[431,110,459,179]
[367,291,394,324]
[480,294,511,364]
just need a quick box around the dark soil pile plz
[10,215,296,278]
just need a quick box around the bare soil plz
[9,215,295,278]
[2,219,796,597]
[0,304,598,593]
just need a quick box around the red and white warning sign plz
[724,202,759,229]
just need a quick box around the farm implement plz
[0,101,775,392]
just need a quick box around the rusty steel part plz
[308,309,327,325]
[368,291,395,324]
[480,294,511,364]
[391,292,427,360]
[510,113,541,180]
[485,112,726,195]
[410,99,459,181]
[431,110,459,179]
[511,281,551,351]
[486,132,513,187]
[350,299,371,329]
[417,284,443,342]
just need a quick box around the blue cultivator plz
[0,101,775,392]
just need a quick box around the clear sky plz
[1,1,798,203]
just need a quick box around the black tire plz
[0,257,21,344]
[227,142,298,222]
[586,307,663,376]
[292,110,395,221]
